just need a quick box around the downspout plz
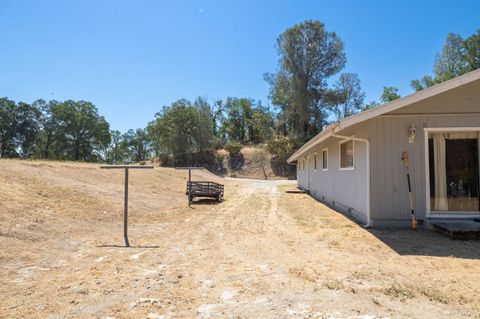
[331,129,371,228]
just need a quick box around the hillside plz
[0,160,225,262]
[218,145,290,180]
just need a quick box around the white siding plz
[295,78,480,227]
[369,114,480,225]
[297,129,370,224]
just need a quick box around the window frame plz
[313,152,317,171]
[339,139,355,170]
[322,148,328,171]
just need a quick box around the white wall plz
[297,134,369,224]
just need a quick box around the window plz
[340,140,354,169]
[322,148,328,170]
[313,153,317,171]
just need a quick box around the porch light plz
[408,123,416,144]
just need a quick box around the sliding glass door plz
[428,131,480,212]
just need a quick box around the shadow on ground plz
[191,198,222,206]
[300,190,480,260]
[368,228,480,259]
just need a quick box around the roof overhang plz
[287,68,480,163]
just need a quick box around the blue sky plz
[1,0,479,132]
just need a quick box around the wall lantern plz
[408,123,417,144]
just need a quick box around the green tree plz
[380,86,401,103]
[434,33,468,83]
[32,99,60,159]
[411,31,480,91]
[222,97,251,143]
[193,97,217,152]
[0,98,41,158]
[53,100,111,161]
[122,128,151,163]
[103,130,126,164]
[211,99,225,138]
[463,30,480,71]
[266,20,346,141]
[0,98,17,157]
[362,100,380,111]
[148,98,216,165]
[249,102,274,144]
[265,136,301,177]
[223,141,243,156]
[328,73,365,120]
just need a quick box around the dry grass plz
[219,146,288,180]
[1,159,479,318]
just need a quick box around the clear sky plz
[1,0,479,132]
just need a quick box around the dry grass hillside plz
[0,160,225,265]
[218,146,289,180]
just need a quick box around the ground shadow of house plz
[368,228,480,259]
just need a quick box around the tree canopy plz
[380,86,401,103]
[266,20,346,141]
[411,30,480,91]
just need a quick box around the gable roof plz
[287,68,480,163]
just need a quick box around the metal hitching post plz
[100,165,154,247]
[124,168,129,246]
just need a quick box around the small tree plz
[224,141,244,171]
[328,73,365,120]
[266,137,300,177]
[223,141,243,156]
[252,148,269,180]
[380,86,401,103]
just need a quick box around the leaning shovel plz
[402,151,417,230]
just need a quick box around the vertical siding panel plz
[385,118,394,218]
[374,118,381,219]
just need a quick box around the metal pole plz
[100,165,153,246]
[124,168,130,247]
[188,168,192,206]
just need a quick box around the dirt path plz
[1,167,480,318]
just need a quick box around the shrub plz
[158,153,174,167]
[266,137,300,177]
[265,136,300,158]
[216,154,225,165]
[224,141,243,156]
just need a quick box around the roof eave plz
[286,68,480,164]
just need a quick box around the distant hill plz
[217,145,290,180]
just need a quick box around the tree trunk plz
[262,166,267,180]
[44,132,52,159]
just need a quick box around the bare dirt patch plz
[0,160,479,318]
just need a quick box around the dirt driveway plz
[1,165,479,318]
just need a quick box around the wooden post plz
[100,165,154,247]
[188,168,192,206]
[175,167,204,206]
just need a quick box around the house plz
[288,69,480,228]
